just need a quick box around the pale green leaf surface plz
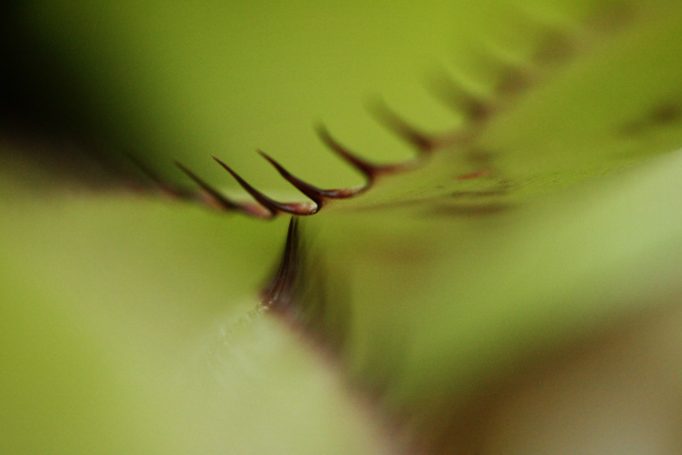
[3,0,682,453]
[0,174,387,454]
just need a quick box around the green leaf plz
[3,0,682,453]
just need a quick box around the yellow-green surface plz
[3,0,682,453]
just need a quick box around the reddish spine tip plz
[212,156,318,216]
[494,63,532,96]
[261,216,301,310]
[259,150,363,204]
[369,102,435,153]
[315,125,387,181]
[258,150,327,206]
[430,75,493,124]
[174,161,245,211]
[124,153,192,199]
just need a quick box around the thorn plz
[369,101,436,153]
[258,151,326,206]
[471,47,533,97]
[258,150,360,206]
[125,153,192,199]
[429,73,493,124]
[261,216,302,310]
[495,64,532,96]
[316,125,402,181]
[174,161,249,213]
[212,156,318,216]
[532,28,576,66]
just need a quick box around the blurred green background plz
[6,0,607,189]
[2,0,682,453]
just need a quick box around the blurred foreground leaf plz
[2,0,682,453]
